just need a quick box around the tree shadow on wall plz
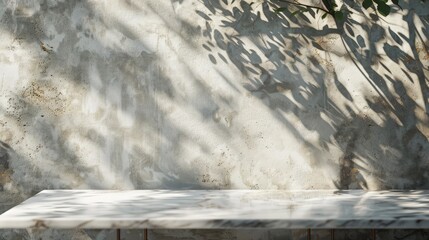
[0,0,239,196]
[0,0,427,197]
[196,0,429,190]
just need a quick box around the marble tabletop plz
[1,190,429,229]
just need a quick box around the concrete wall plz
[0,0,428,239]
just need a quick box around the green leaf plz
[334,11,344,21]
[274,7,288,13]
[291,10,301,16]
[362,0,373,9]
[377,3,391,16]
[322,12,328,19]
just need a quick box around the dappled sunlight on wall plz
[0,0,428,239]
[0,0,427,205]
[0,0,345,196]
[195,0,429,190]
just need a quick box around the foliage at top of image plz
[273,0,427,21]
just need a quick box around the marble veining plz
[1,190,429,229]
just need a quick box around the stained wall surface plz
[0,0,428,239]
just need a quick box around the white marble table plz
[1,190,429,230]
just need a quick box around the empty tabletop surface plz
[1,190,429,229]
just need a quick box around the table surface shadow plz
[1,190,429,229]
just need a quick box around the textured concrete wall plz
[0,0,428,239]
